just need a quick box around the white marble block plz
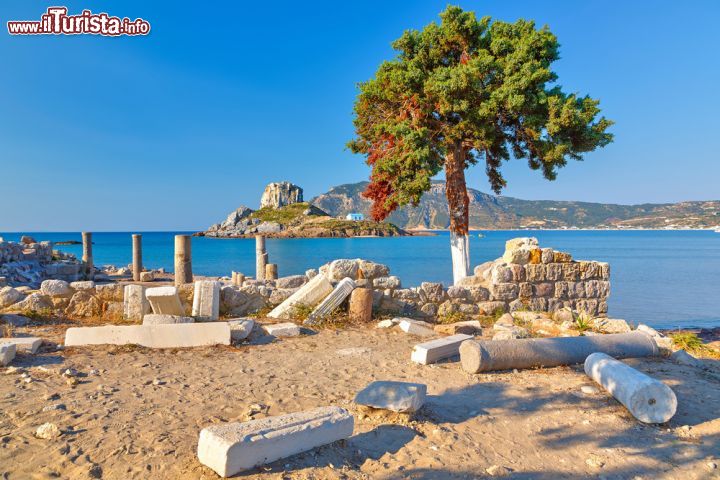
[0,337,42,354]
[263,322,300,337]
[192,280,221,321]
[267,274,333,319]
[145,286,184,316]
[0,343,16,366]
[197,406,354,477]
[123,284,150,321]
[411,334,473,365]
[64,323,230,348]
[305,278,355,325]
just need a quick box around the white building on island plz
[345,213,365,221]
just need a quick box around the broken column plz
[231,272,245,287]
[132,234,143,282]
[585,352,677,423]
[255,235,267,281]
[197,406,354,477]
[191,280,221,321]
[145,286,185,315]
[265,263,278,280]
[267,274,333,319]
[348,288,373,323]
[123,284,150,321]
[81,231,93,280]
[460,331,659,373]
[305,278,355,325]
[174,235,193,286]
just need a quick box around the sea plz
[2,230,719,329]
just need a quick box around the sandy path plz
[1,325,718,479]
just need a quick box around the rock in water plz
[260,181,303,209]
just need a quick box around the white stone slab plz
[0,343,16,366]
[0,337,42,354]
[398,319,435,337]
[411,334,473,365]
[267,274,333,319]
[354,381,427,412]
[197,406,353,477]
[142,314,195,325]
[145,286,184,315]
[123,284,150,321]
[64,323,230,348]
[192,280,221,321]
[228,319,255,341]
[263,322,300,337]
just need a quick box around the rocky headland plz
[198,181,407,238]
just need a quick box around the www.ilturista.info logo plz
[7,7,150,36]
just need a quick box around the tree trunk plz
[445,143,470,285]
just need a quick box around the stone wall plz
[0,239,80,287]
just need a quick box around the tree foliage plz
[349,5,614,221]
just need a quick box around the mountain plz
[311,181,720,230]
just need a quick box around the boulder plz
[1,314,31,327]
[354,381,427,412]
[0,287,23,308]
[593,318,631,334]
[421,282,446,303]
[65,291,101,318]
[276,275,306,289]
[13,293,52,313]
[228,319,255,341]
[40,280,73,298]
[320,259,358,281]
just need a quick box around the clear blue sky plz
[2,1,719,231]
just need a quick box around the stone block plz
[197,406,353,477]
[562,263,580,281]
[553,251,573,263]
[0,343,16,366]
[398,319,435,337]
[276,275,306,289]
[593,318,631,334]
[267,274,333,319]
[518,282,533,298]
[263,322,300,337]
[142,314,195,325]
[525,264,546,282]
[64,323,231,348]
[545,264,563,281]
[467,286,490,303]
[40,279,73,297]
[540,248,554,264]
[510,264,526,282]
[146,286,184,316]
[139,271,154,282]
[65,291,101,318]
[70,281,95,290]
[228,319,254,341]
[192,280,221,321]
[598,262,610,279]
[420,282,446,303]
[0,337,42,354]
[528,248,542,264]
[372,276,401,289]
[355,381,426,412]
[95,283,124,302]
[533,282,554,297]
[490,283,518,301]
[123,285,150,322]
[412,334,473,364]
[491,265,513,284]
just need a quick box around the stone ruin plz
[0,237,81,288]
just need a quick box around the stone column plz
[81,232,94,280]
[255,236,267,281]
[265,263,278,280]
[174,235,193,286]
[348,288,373,323]
[132,234,143,282]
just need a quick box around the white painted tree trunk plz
[450,231,470,285]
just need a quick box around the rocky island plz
[197,182,407,238]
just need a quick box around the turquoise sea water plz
[3,230,719,329]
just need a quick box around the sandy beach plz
[1,320,718,479]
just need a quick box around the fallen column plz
[64,323,230,348]
[191,280,221,321]
[123,284,150,321]
[145,286,185,315]
[348,288,373,323]
[0,337,42,354]
[411,334,473,365]
[174,235,193,286]
[255,235,267,281]
[265,263,278,280]
[267,274,333,319]
[82,231,94,280]
[460,331,659,374]
[584,352,677,423]
[132,234,143,282]
[305,278,355,325]
[197,406,354,477]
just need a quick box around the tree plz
[348,6,613,284]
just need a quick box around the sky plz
[1,0,719,231]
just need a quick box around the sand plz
[1,323,719,479]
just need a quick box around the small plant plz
[290,303,314,321]
[21,308,54,321]
[246,306,273,319]
[575,311,592,332]
[670,332,704,351]
[438,310,466,324]
[491,308,506,321]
